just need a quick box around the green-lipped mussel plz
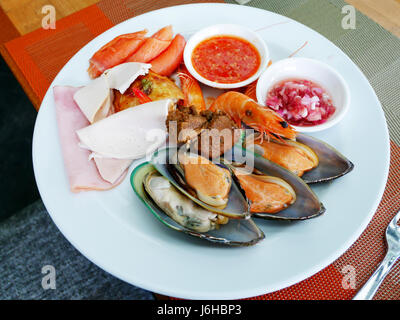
[151,147,251,220]
[131,162,265,246]
[244,132,354,184]
[222,146,325,220]
[152,146,325,221]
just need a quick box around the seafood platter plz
[32,4,389,298]
[51,23,354,246]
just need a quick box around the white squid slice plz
[103,62,151,94]
[73,62,151,124]
[76,99,171,160]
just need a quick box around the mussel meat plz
[144,170,228,232]
[245,134,318,176]
[230,166,296,214]
[175,152,232,208]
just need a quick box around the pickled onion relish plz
[266,79,336,126]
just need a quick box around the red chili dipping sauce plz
[192,35,261,84]
[266,79,336,126]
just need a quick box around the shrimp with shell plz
[177,64,206,112]
[210,91,297,140]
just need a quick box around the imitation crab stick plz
[88,30,148,79]
[149,34,186,76]
[126,25,173,63]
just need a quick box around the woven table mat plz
[224,0,400,300]
[1,0,399,299]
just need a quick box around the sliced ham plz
[76,99,171,160]
[54,86,127,192]
[94,158,132,184]
[125,26,173,63]
[73,76,113,123]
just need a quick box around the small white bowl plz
[184,24,269,89]
[256,57,350,133]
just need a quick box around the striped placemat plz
[1,0,398,299]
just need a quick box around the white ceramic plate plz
[32,3,389,299]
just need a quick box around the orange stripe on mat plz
[4,4,114,107]
[0,7,20,44]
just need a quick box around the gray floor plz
[0,200,155,299]
[0,57,39,221]
[0,57,154,300]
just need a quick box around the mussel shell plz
[151,147,251,219]
[224,146,325,220]
[130,162,265,246]
[243,132,354,184]
[296,134,354,184]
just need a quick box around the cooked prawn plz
[177,64,205,112]
[210,91,297,140]
[87,29,148,79]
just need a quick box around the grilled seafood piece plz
[113,71,184,112]
[131,163,265,246]
[296,134,354,183]
[166,105,241,158]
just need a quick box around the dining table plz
[1,0,399,300]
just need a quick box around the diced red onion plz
[265,79,336,127]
